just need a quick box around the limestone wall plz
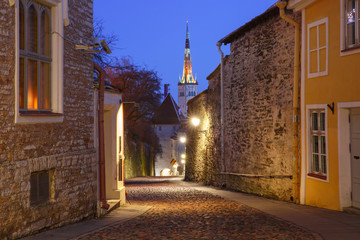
[0,0,97,238]
[187,9,301,201]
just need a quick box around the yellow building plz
[287,0,360,210]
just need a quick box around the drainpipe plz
[94,63,109,210]
[216,42,225,174]
[276,0,301,203]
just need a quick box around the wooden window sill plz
[20,111,63,117]
[341,45,360,53]
[307,173,327,180]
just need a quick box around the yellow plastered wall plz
[304,0,360,210]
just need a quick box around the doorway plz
[350,108,360,208]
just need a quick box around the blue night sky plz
[94,0,276,100]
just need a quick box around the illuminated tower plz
[178,22,198,117]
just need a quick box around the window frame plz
[307,17,329,78]
[30,170,51,205]
[306,105,329,182]
[15,0,68,123]
[340,0,360,55]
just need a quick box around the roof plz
[218,4,278,45]
[206,55,229,80]
[93,80,122,94]
[152,93,183,125]
[187,89,208,105]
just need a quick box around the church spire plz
[179,21,196,84]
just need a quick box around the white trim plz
[306,104,329,183]
[14,0,65,123]
[307,18,329,78]
[288,0,318,11]
[338,101,360,210]
[300,9,306,205]
[340,0,360,56]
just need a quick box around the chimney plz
[164,84,170,99]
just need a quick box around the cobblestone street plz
[77,177,321,240]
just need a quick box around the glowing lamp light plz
[180,136,186,143]
[181,154,186,159]
[191,117,200,127]
[181,160,185,164]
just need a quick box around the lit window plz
[19,1,51,111]
[307,18,328,78]
[309,110,327,180]
[345,0,359,48]
[16,0,68,123]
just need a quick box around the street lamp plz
[191,117,200,127]
[180,136,186,143]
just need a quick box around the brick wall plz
[0,0,97,238]
[187,9,301,201]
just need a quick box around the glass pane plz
[19,58,25,109]
[38,172,49,201]
[30,174,38,203]
[40,62,51,110]
[313,135,319,153]
[19,2,25,50]
[321,136,326,154]
[27,5,38,53]
[346,0,356,23]
[311,112,318,130]
[309,26,318,50]
[321,155,327,174]
[310,51,318,73]
[40,11,51,56]
[320,112,325,131]
[27,60,38,110]
[318,23,326,48]
[313,154,319,172]
[347,22,356,46]
[319,48,327,72]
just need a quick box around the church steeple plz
[178,22,199,117]
[179,22,196,84]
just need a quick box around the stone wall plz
[124,128,156,179]
[0,0,97,238]
[187,9,301,201]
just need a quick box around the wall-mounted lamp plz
[180,136,186,143]
[327,102,334,115]
[191,117,200,127]
[75,38,111,54]
[119,100,140,107]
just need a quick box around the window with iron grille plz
[30,170,50,205]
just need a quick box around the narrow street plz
[24,176,360,240]
[77,177,322,240]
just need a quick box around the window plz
[308,109,328,180]
[30,170,50,205]
[345,0,359,48]
[15,0,68,123]
[180,92,184,97]
[307,18,328,78]
[19,1,51,111]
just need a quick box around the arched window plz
[19,1,51,111]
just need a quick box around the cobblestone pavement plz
[77,177,321,240]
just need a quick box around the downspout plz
[94,63,109,210]
[216,42,225,174]
[276,0,301,203]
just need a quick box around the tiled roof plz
[152,94,183,125]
